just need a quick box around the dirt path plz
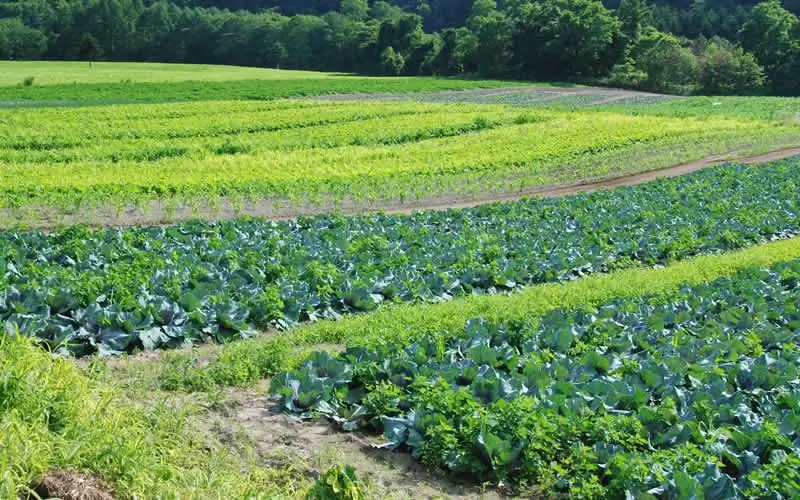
[11,146,799,230]
[179,382,504,499]
[315,85,675,103]
[388,146,800,213]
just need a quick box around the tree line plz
[0,0,798,95]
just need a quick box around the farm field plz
[275,256,800,498]
[321,87,800,121]
[2,98,799,228]
[2,61,800,498]
[4,157,800,356]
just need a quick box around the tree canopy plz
[0,0,797,95]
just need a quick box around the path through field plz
[19,146,800,229]
[314,85,678,106]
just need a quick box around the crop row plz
[159,234,800,391]
[2,105,791,217]
[418,92,800,122]
[423,90,675,107]
[3,157,800,356]
[0,100,447,142]
[272,258,800,498]
[0,107,522,164]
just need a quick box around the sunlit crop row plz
[1,99,797,222]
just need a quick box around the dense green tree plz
[135,1,175,60]
[468,5,513,75]
[79,32,102,65]
[617,0,651,42]
[380,46,405,74]
[698,40,765,94]
[740,0,799,93]
[340,0,368,20]
[0,0,797,95]
[370,1,406,21]
[508,0,623,79]
[636,29,699,93]
[432,27,477,74]
[281,15,328,69]
[0,18,46,59]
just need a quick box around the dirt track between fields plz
[389,146,800,213]
[6,146,800,230]
[314,85,678,105]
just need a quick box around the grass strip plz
[158,235,800,391]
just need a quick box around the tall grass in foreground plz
[0,335,303,498]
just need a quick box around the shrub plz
[698,41,765,95]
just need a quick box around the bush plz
[635,30,699,94]
[698,41,765,95]
[22,76,34,87]
[380,47,405,76]
[604,58,648,89]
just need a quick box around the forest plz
[0,0,798,95]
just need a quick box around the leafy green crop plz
[1,99,795,226]
[272,260,800,498]
[3,157,800,355]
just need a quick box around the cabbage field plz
[273,258,800,498]
[2,62,800,498]
[4,158,800,356]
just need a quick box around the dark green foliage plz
[509,0,623,79]
[1,0,797,95]
[740,0,800,95]
[273,260,800,496]
[698,40,766,94]
[79,33,101,63]
[0,18,46,60]
[3,157,800,355]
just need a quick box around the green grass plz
[157,235,800,391]
[0,61,341,86]
[0,335,308,498]
[0,61,529,104]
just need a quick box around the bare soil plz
[27,470,114,500]
[314,85,675,104]
[199,385,506,499]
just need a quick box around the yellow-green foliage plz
[0,335,298,498]
[2,99,796,219]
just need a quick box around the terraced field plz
[2,61,800,499]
